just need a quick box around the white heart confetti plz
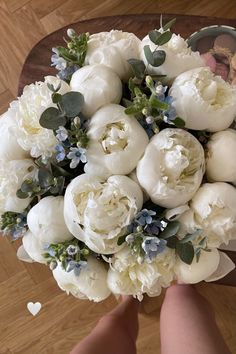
[27,302,42,316]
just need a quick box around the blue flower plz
[163,96,177,122]
[145,220,162,235]
[51,51,67,71]
[136,209,156,226]
[56,126,68,142]
[67,147,87,168]
[155,84,168,100]
[55,145,66,162]
[57,65,79,81]
[142,237,167,261]
[66,260,87,276]
[66,245,80,256]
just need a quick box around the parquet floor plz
[0,1,236,353]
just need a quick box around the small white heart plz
[27,302,42,316]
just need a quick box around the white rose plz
[206,129,236,184]
[10,76,70,158]
[141,33,204,81]
[137,128,205,208]
[27,196,73,243]
[169,67,236,131]
[70,64,122,117]
[64,174,143,254]
[0,159,36,214]
[84,104,149,177]
[107,246,175,300]
[86,30,141,81]
[52,257,111,302]
[17,231,47,264]
[190,182,236,247]
[175,249,235,284]
[0,111,29,161]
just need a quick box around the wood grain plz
[0,2,236,353]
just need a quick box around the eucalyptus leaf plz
[155,31,172,46]
[160,221,180,239]
[38,168,53,188]
[117,234,127,246]
[176,242,195,265]
[16,189,29,199]
[39,107,66,130]
[152,50,166,67]
[127,59,146,79]
[172,117,186,128]
[52,93,62,104]
[179,229,202,244]
[148,30,162,44]
[167,236,178,249]
[162,18,176,31]
[61,91,84,118]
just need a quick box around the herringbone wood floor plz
[0,1,236,353]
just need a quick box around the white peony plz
[84,104,149,177]
[70,64,122,117]
[27,196,73,243]
[85,30,141,81]
[136,128,205,208]
[141,32,204,81]
[206,129,236,184]
[0,111,29,161]
[18,231,47,264]
[191,182,236,247]
[0,159,36,215]
[52,257,111,302]
[175,249,235,284]
[169,67,236,131]
[10,76,70,158]
[64,174,143,254]
[107,246,175,300]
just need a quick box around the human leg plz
[160,284,231,354]
[70,296,139,354]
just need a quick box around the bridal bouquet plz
[1,18,236,302]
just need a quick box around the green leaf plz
[162,18,176,31]
[167,236,178,249]
[155,31,172,46]
[148,30,162,44]
[198,236,207,247]
[117,234,127,246]
[172,117,185,128]
[20,180,34,193]
[38,168,53,188]
[176,242,195,265]
[160,221,180,239]
[149,95,168,110]
[16,189,29,199]
[128,59,146,79]
[179,230,202,244]
[128,78,136,95]
[39,107,66,130]
[125,105,142,115]
[144,46,166,67]
[144,45,154,65]
[60,92,84,118]
[52,93,62,104]
[47,82,61,93]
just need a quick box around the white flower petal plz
[205,251,235,282]
[22,231,47,264]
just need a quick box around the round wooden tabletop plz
[18,13,236,286]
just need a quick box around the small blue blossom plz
[163,96,177,122]
[145,220,162,235]
[136,209,156,226]
[66,260,87,276]
[66,245,80,256]
[67,147,87,169]
[51,52,67,71]
[146,116,154,124]
[47,247,56,257]
[57,65,79,81]
[142,237,167,261]
[56,126,68,142]
[155,84,168,100]
[55,144,66,162]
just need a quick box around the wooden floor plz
[0,1,236,353]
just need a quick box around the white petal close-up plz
[0,159,37,215]
[169,67,236,131]
[64,174,143,254]
[85,30,141,81]
[27,196,73,243]
[175,248,220,284]
[84,104,149,177]
[10,76,70,158]
[206,129,236,184]
[141,32,204,81]
[0,111,29,161]
[70,64,122,117]
[205,251,235,282]
[137,128,205,208]
[107,246,175,300]
[52,257,111,302]
[18,231,47,264]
